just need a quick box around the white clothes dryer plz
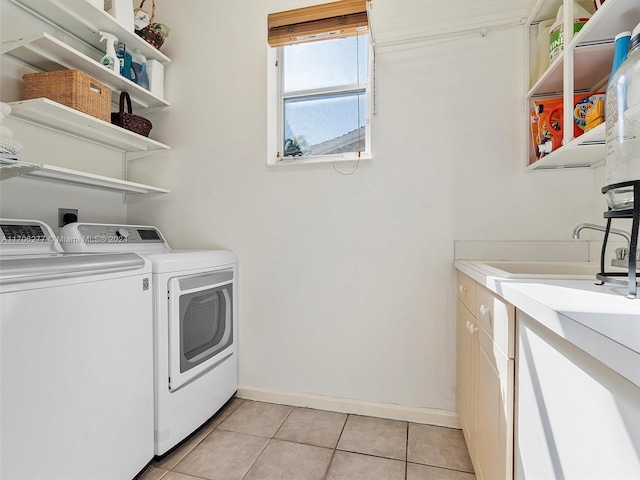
[0,219,154,479]
[59,222,238,456]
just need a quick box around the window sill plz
[267,154,372,168]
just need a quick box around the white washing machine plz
[0,219,154,479]
[59,222,238,456]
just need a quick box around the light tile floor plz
[139,397,475,480]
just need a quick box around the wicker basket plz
[111,91,152,137]
[135,0,165,49]
[22,70,112,122]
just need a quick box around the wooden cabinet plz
[457,272,515,480]
[457,293,475,451]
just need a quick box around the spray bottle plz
[99,31,119,71]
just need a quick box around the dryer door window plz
[179,285,232,372]
[168,270,234,391]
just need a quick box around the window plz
[267,0,372,166]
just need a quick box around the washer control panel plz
[1,223,47,242]
[0,219,62,255]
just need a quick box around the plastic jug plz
[131,49,150,90]
[549,2,591,64]
[605,23,640,210]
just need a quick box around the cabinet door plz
[457,300,476,455]
[516,311,640,479]
[476,323,514,480]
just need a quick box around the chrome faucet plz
[572,223,631,246]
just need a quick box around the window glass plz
[283,35,368,92]
[284,91,366,156]
[279,34,369,160]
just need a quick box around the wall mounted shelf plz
[0,161,170,202]
[11,0,171,64]
[525,0,640,171]
[2,1,172,203]
[8,98,169,159]
[1,33,170,110]
[526,123,605,170]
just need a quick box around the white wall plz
[127,0,596,414]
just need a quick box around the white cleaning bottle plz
[99,31,119,71]
[549,2,591,65]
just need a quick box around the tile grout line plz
[406,460,476,475]
[239,403,294,480]
[153,400,476,480]
[156,397,246,476]
[320,412,350,480]
[321,448,338,480]
[405,422,410,480]
[239,436,272,480]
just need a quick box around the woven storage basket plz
[135,0,164,49]
[111,91,152,137]
[22,70,112,122]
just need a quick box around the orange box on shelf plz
[530,92,606,162]
[22,69,112,123]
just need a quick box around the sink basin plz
[467,260,627,279]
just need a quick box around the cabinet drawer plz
[476,285,514,358]
[457,272,476,312]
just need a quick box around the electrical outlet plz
[58,208,78,227]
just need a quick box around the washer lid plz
[0,252,147,284]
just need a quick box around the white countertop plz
[455,260,640,388]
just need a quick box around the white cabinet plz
[0,1,171,200]
[525,0,640,170]
[457,273,515,480]
[516,310,640,479]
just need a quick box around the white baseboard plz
[236,385,460,429]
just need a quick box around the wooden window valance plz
[268,0,369,47]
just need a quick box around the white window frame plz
[267,36,373,167]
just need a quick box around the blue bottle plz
[116,42,133,80]
[131,49,150,90]
[611,31,631,77]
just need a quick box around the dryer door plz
[168,269,234,391]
